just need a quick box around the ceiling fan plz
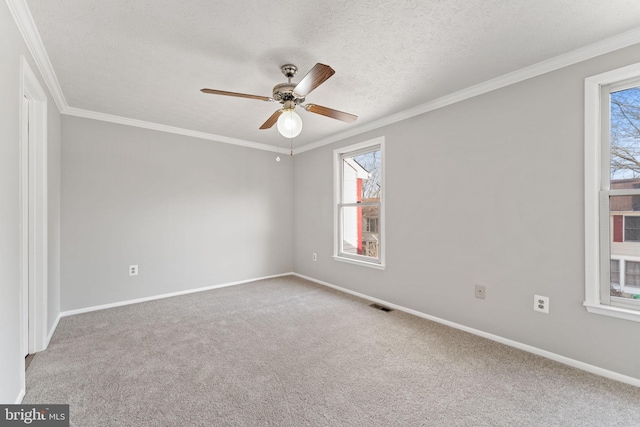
[201,63,357,138]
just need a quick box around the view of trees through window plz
[355,150,381,201]
[611,87,640,179]
[609,85,640,301]
[340,148,381,260]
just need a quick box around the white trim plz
[584,75,601,306]
[46,312,61,346]
[294,273,640,388]
[9,0,640,155]
[585,62,640,91]
[19,73,29,358]
[5,0,67,111]
[20,56,49,354]
[297,26,640,155]
[59,273,294,317]
[14,389,25,405]
[4,0,279,154]
[333,137,385,268]
[584,303,640,323]
[332,255,386,270]
[63,107,282,153]
[609,188,640,196]
[584,61,640,322]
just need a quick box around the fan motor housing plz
[272,83,305,105]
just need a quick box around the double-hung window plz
[585,62,640,321]
[334,137,385,269]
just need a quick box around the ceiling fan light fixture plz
[201,63,357,137]
[277,109,303,138]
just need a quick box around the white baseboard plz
[33,272,293,405]
[59,272,294,318]
[48,271,640,388]
[46,313,61,347]
[15,388,25,404]
[293,273,640,388]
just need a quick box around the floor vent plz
[370,303,393,312]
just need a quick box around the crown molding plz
[63,107,282,153]
[62,107,279,152]
[8,0,640,155]
[296,26,640,154]
[5,0,68,112]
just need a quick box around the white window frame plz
[333,137,385,270]
[585,62,640,322]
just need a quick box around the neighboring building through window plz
[611,259,620,287]
[334,137,385,268]
[624,215,640,241]
[585,63,640,322]
[626,261,640,287]
[366,217,379,233]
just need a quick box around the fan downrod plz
[281,64,298,80]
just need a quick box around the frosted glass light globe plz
[277,109,303,138]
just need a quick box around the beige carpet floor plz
[23,275,640,426]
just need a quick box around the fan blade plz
[201,88,272,102]
[260,110,283,129]
[303,104,357,123]
[293,63,335,97]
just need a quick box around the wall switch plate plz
[534,295,549,313]
[129,265,138,276]
[475,285,486,299]
[312,253,317,261]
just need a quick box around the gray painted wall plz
[0,2,61,403]
[3,0,640,401]
[293,43,640,381]
[61,116,293,311]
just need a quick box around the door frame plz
[20,56,48,356]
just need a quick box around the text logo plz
[0,405,68,426]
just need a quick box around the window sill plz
[584,302,640,323]
[333,256,386,270]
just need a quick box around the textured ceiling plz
[24,0,640,150]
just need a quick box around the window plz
[334,137,385,269]
[624,216,640,241]
[585,63,640,321]
[611,259,620,287]
[365,217,379,233]
[626,261,640,287]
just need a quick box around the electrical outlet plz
[312,253,317,261]
[129,265,138,276]
[475,285,486,299]
[534,295,549,313]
